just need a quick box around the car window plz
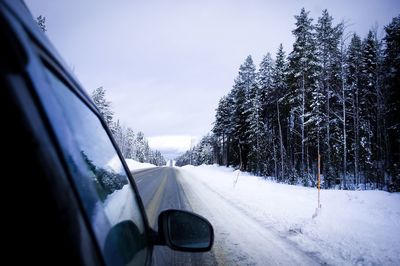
[42,66,149,265]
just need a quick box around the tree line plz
[176,9,400,192]
[91,87,166,166]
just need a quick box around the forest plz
[91,87,166,166]
[176,9,400,192]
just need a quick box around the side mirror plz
[157,209,213,252]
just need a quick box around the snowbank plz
[180,164,400,265]
[124,159,156,171]
[107,156,156,173]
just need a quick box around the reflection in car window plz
[43,67,148,265]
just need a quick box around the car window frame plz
[36,52,155,264]
[42,63,152,265]
[36,48,153,233]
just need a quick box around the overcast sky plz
[25,0,399,159]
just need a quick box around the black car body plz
[1,0,213,265]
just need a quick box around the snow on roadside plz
[106,155,156,173]
[124,159,156,171]
[179,164,400,265]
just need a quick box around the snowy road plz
[133,167,217,265]
[178,168,321,266]
[132,165,400,265]
[134,167,320,265]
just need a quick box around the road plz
[133,166,322,266]
[132,167,217,266]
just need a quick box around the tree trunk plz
[226,137,230,167]
[222,132,226,165]
[342,59,347,189]
[277,102,285,181]
[273,138,277,180]
[301,74,305,179]
[354,84,360,187]
[238,141,243,171]
[326,85,331,187]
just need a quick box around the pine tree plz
[175,151,191,166]
[247,53,273,175]
[360,30,381,187]
[288,8,318,185]
[153,150,166,166]
[125,128,135,159]
[213,95,234,166]
[231,55,256,170]
[134,132,146,163]
[36,15,46,32]
[144,140,150,163]
[257,53,275,113]
[113,120,124,155]
[384,15,400,191]
[272,44,289,182]
[347,34,364,187]
[338,24,351,188]
[314,9,343,187]
[91,87,115,133]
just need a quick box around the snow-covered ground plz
[107,156,156,173]
[178,164,400,265]
[124,159,156,171]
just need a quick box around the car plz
[1,0,213,265]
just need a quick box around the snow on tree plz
[150,150,166,166]
[314,9,343,187]
[125,128,135,159]
[287,8,318,185]
[134,131,147,163]
[91,87,115,133]
[36,15,46,32]
[175,135,218,166]
[383,15,400,191]
[231,55,256,170]
[91,88,165,165]
[360,29,386,188]
[113,120,125,155]
[346,34,364,187]
[197,9,399,192]
[272,44,289,182]
[247,53,273,175]
[213,95,234,166]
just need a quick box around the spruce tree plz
[213,95,234,166]
[247,54,273,175]
[36,15,46,32]
[134,132,146,163]
[384,15,400,191]
[360,30,380,187]
[125,128,135,159]
[347,34,364,187]
[314,9,343,187]
[272,44,288,181]
[288,8,318,185]
[231,56,256,170]
[91,87,115,133]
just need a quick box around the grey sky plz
[25,0,399,159]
